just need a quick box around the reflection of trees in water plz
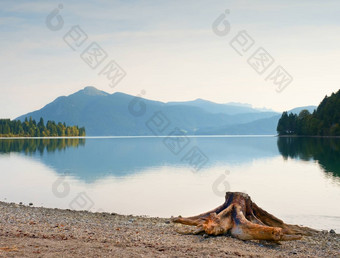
[0,138,85,155]
[277,137,340,178]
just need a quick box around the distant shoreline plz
[277,135,340,138]
[0,135,276,139]
[1,134,340,140]
[0,136,87,139]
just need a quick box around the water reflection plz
[1,137,340,183]
[0,136,339,231]
[0,138,85,155]
[0,137,279,181]
[277,137,340,178]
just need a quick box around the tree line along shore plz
[277,90,340,136]
[0,117,85,137]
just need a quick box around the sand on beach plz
[0,201,339,257]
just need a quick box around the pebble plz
[0,200,339,257]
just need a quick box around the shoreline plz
[0,135,275,139]
[1,135,340,140]
[0,201,338,257]
[0,136,87,139]
[277,135,340,138]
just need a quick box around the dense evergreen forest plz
[0,117,85,137]
[277,90,340,136]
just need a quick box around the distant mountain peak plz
[192,98,221,106]
[80,86,109,96]
[15,86,296,136]
[225,102,252,108]
[193,98,212,103]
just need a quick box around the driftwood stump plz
[172,192,317,242]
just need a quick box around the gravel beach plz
[0,201,339,257]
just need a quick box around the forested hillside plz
[277,90,340,136]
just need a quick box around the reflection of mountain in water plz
[277,137,340,178]
[0,138,85,155]
[0,137,279,182]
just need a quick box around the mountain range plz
[16,86,316,136]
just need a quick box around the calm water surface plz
[0,136,339,231]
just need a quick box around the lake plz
[0,136,339,232]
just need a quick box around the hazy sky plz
[1,0,340,119]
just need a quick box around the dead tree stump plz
[172,192,317,241]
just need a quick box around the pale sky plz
[1,0,340,119]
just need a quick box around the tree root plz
[172,192,318,241]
